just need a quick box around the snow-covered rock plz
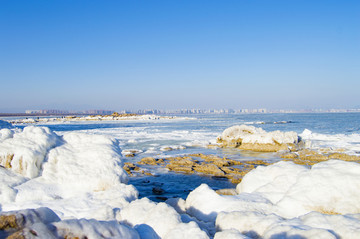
[119,198,209,238]
[0,126,60,178]
[217,125,299,152]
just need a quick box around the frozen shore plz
[1,120,360,238]
[5,113,194,125]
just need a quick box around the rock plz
[328,153,360,161]
[215,189,237,196]
[238,143,291,152]
[0,154,14,169]
[125,153,136,157]
[138,157,161,165]
[194,163,225,176]
[166,165,194,174]
[0,215,18,230]
[152,187,165,195]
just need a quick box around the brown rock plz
[239,143,291,152]
[193,163,225,176]
[0,215,18,230]
[138,157,160,165]
[215,188,237,196]
[6,230,25,239]
[328,153,360,161]
[166,165,194,174]
[0,154,14,169]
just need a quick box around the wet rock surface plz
[124,154,271,185]
[280,149,360,165]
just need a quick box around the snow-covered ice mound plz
[0,126,60,178]
[0,126,137,220]
[217,125,299,152]
[119,198,209,238]
[184,160,360,238]
[0,207,140,239]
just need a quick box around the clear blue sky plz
[1,0,359,112]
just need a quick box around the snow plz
[0,126,60,178]
[119,198,209,238]
[43,132,129,190]
[53,219,140,239]
[276,160,360,218]
[219,125,299,145]
[0,126,137,221]
[300,128,360,154]
[183,160,360,238]
[236,161,308,203]
[185,184,273,222]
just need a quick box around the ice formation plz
[218,125,299,151]
[185,160,360,238]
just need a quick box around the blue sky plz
[1,0,359,112]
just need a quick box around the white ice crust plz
[185,160,360,238]
[219,125,298,145]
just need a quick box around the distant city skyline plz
[18,107,360,116]
[1,1,359,113]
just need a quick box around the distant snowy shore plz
[5,113,194,125]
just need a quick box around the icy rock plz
[300,212,360,239]
[216,211,283,238]
[0,126,60,178]
[217,125,299,152]
[53,218,140,239]
[0,207,140,239]
[42,132,128,191]
[185,184,273,223]
[236,160,360,218]
[236,161,308,204]
[0,207,60,232]
[276,160,360,218]
[119,198,207,238]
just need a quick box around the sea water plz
[6,112,360,201]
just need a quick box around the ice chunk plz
[218,125,299,151]
[236,161,308,203]
[276,160,360,218]
[216,211,283,238]
[53,218,140,239]
[185,184,273,222]
[0,126,60,178]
